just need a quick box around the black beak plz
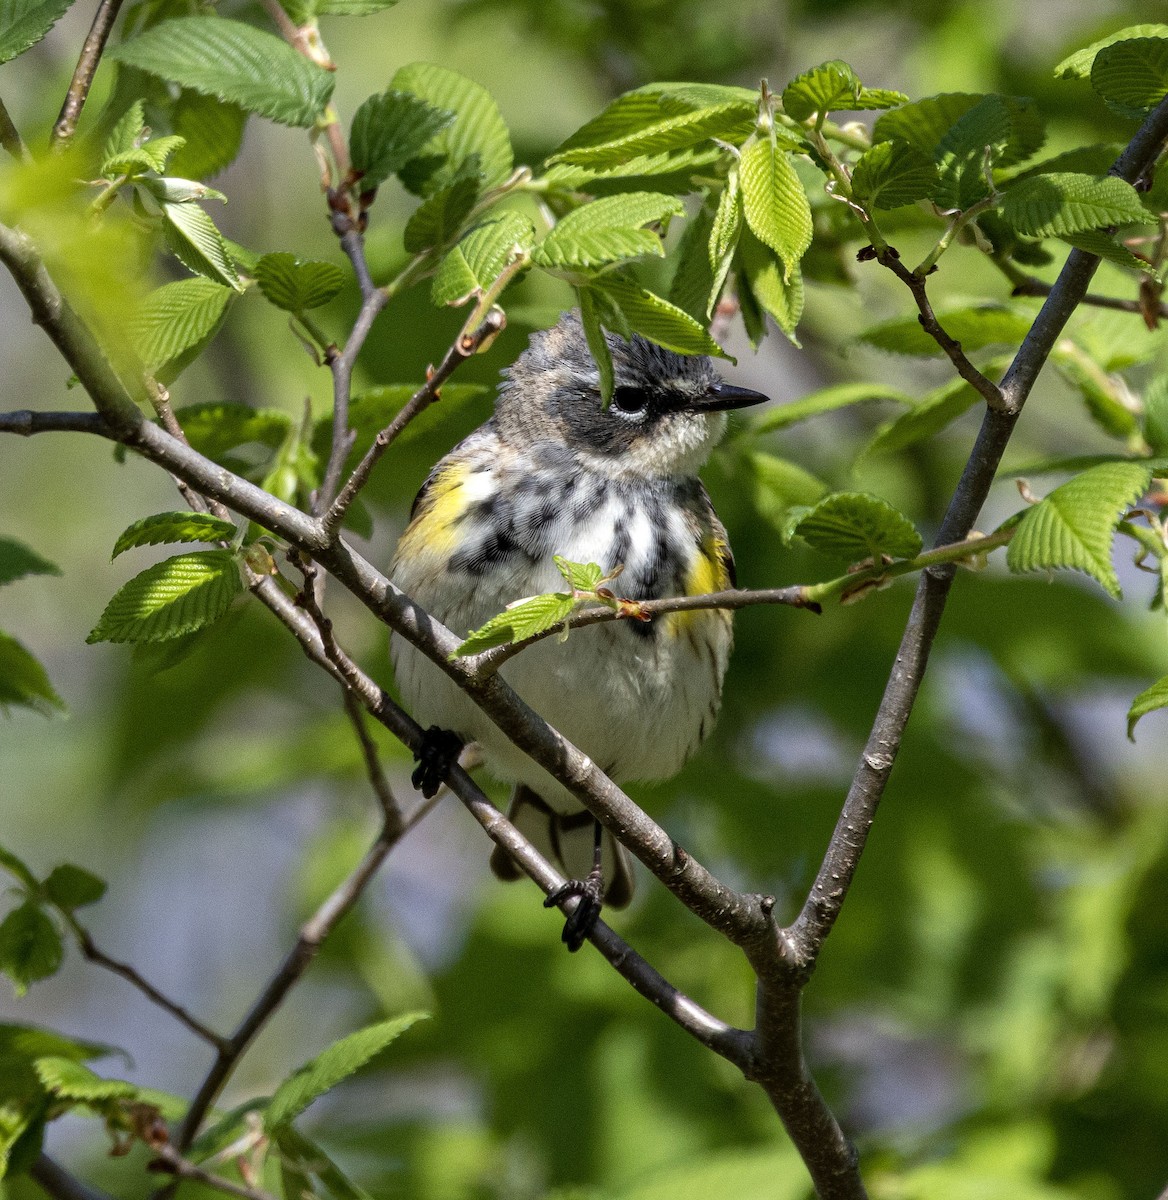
[692,381,771,412]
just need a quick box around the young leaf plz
[532,193,684,270]
[453,592,579,656]
[850,140,938,209]
[0,0,75,65]
[554,557,605,592]
[750,381,912,434]
[737,228,803,342]
[781,60,860,121]
[0,538,60,585]
[873,92,986,154]
[0,845,38,889]
[103,134,186,178]
[1006,461,1153,597]
[1054,24,1168,79]
[42,865,107,911]
[0,902,63,995]
[349,90,454,190]
[109,16,335,128]
[174,403,292,463]
[112,512,237,558]
[708,168,742,273]
[431,211,534,306]
[391,62,512,193]
[170,92,248,181]
[34,1057,136,1103]
[858,305,1031,356]
[997,172,1151,237]
[794,492,923,561]
[578,287,616,404]
[401,170,480,253]
[1143,375,1168,454]
[1127,674,1168,740]
[265,1013,426,1130]
[933,95,1045,209]
[86,550,243,644]
[255,253,346,313]
[161,201,242,291]
[102,101,146,165]
[131,277,234,378]
[738,138,812,278]
[0,631,65,715]
[594,273,728,358]
[1090,38,1168,112]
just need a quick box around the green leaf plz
[667,202,716,323]
[0,847,37,890]
[402,170,480,253]
[1143,374,1168,454]
[748,452,829,536]
[554,557,605,591]
[997,172,1151,237]
[532,193,684,271]
[933,95,1046,209]
[858,305,1031,355]
[112,512,237,559]
[131,277,234,379]
[0,904,62,995]
[42,865,106,911]
[350,90,454,190]
[0,632,64,716]
[1006,461,1153,597]
[1128,674,1168,739]
[431,211,534,306]
[316,0,397,13]
[255,253,346,313]
[170,92,248,181]
[780,60,909,122]
[109,16,335,128]
[737,227,803,342]
[161,201,242,291]
[1051,344,1140,439]
[453,592,579,656]
[174,403,292,463]
[265,1013,426,1130]
[103,134,185,178]
[594,273,728,358]
[708,168,742,273]
[750,381,913,434]
[851,140,939,209]
[0,0,74,65]
[102,101,146,165]
[873,92,986,155]
[1054,24,1168,79]
[391,62,512,192]
[862,375,988,457]
[794,492,923,561]
[86,550,243,644]
[34,1057,135,1103]
[738,138,812,278]
[274,1126,376,1200]
[578,287,616,404]
[1091,38,1168,113]
[0,538,60,585]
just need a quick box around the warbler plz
[390,311,768,947]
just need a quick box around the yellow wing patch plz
[666,532,733,635]
[394,461,475,565]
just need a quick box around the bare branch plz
[149,1145,279,1200]
[50,0,126,149]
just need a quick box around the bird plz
[390,311,768,949]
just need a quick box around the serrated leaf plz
[851,140,939,209]
[453,593,579,655]
[103,134,185,179]
[540,145,724,195]
[1061,228,1156,273]
[1006,461,1153,597]
[998,172,1151,237]
[873,93,985,153]
[170,92,247,180]
[161,201,242,291]
[131,277,234,379]
[42,865,106,911]
[0,538,60,585]
[668,203,716,323]
[934,95,1046,209]
[175,403,292,463]
[0,0,75,65]
[751,381,913,434]
[708,169,741,273]
[0,631,64,715]
[109,17,334,127]
[391,62,512,193]
[794,492,923,561]
[102,101,146,165]
[34,1057,135,1103]
[578,287,616,404]
[1091,38,1168,113]
[402,170,480,253]
[554,557,604,591]
[594,273,728,358]
[739,139,812,278]
[1128,674,1168,739]
[532,193,684,271]
[350,90,454,191]
[781,60,860,121]
[316,0,396,12]
[431,211,534,306]
[255,253,345,313]
[86,551,243,644]
[862,375,989,457]
[1055,24,1168,79]
[265,1014,426,1130]
[0,903,62,995]
[1143,375,1168,454]
[1051,343,1140,439]
[737,227,803,341]
[112,512,237,559]
[858,305,1031,356]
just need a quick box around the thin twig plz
[320,307,507,540]
[50,0,126,149]
[149,1145,279,1200]
[0,95,29,162]
[30,1156,115,1200]
[1004,265,1168,320]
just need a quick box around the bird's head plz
[494,311,769,479]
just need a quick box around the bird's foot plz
[544,871,604,953]
[411,726,463,798]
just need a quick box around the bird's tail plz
[489,784,635,909]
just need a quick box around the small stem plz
[149,1145,279,1200]
[0,95,29,162]
[915,193,999,275]
[996,256,1168,321]
[51,0,126,149]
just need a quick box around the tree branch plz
[0,94,29,162]
[149,1145,279,1200]
[30,1156,115,1200]
[50,0,126,149]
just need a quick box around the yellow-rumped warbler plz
[391,311,767,947]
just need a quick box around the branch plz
[0,94,29,161]
[999,259,1168,321]
[50,0,126,149]
[319,306,507,541]
[149,1145,279,1200]
[30,1156,115,1200]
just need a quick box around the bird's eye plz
[611,386,650,416]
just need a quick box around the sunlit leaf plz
[432,211,534,305]
[112,512,237,559]
[0,0,74,65]
[453,592,579,656]
[794,492,923,561]
[131,277,234,378]
[739,138,812,277]
[350,90,454,190]
[1127,674,1168,740]
[997,173,1151,237]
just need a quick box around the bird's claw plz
[411,726,463,798]
[544,873,604,952]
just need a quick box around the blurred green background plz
[3,1,1168,1197]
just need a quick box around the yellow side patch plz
[395,461,474,563]
[666,535,732,635]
